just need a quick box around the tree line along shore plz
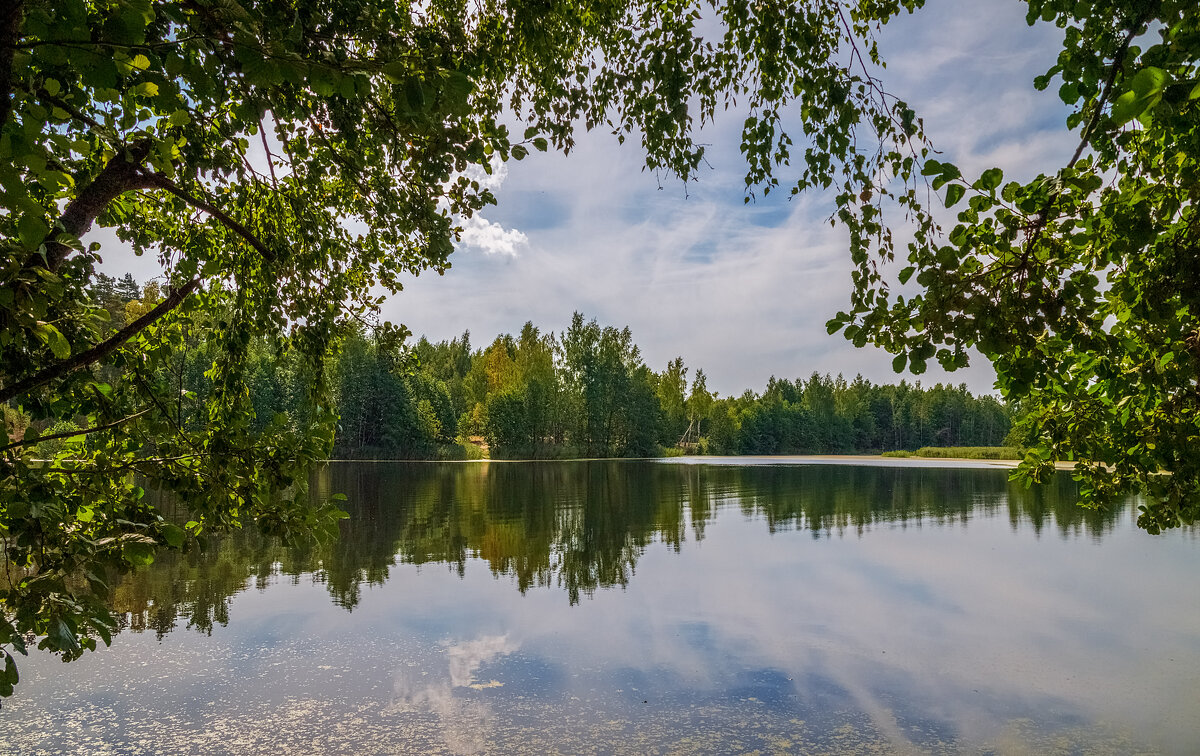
[7,274,1015,463]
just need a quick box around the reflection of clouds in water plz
[503,513,1192,752]
[447,634,520,688]
[385,634,519,755]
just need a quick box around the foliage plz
[827,1,1200,532]
[165,303,1010,461]
[721,372,1010,455]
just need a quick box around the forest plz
[42,274,1013,462]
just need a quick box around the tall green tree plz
[657,357,689,445]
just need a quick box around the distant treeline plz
[75,275,1013,460]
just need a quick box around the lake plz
[2,460,1197,754]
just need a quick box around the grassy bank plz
[881,446,1023,460]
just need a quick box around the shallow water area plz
[1,461,1197,754]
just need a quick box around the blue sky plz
[102,0,1076,398]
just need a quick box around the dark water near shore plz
[2,460,1198,754]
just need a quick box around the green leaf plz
[161,523,185,548]
[2,652,17,685]
[381,60,408,79]
[442,70,473,106]
[35,323,71,359]
[1111,67,1166,125]
[404,79,426,112]
[978,168,1003,191]
[892,353,907,373]
[931,163,961,190]
[1058,81,1078,105]
[131,81,159,97]
[945,184,966,208]
[17,212,49,250]
[122,541,156,566]
[49,619,79,652]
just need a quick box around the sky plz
[99,0,1077,398]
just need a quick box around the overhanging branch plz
[140,173,277,262]
[0,277,201,405]
[0,407,152,454]
[42,140,156,271]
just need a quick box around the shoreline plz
[323,454,1078,471]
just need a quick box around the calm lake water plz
[2,460,1198,755]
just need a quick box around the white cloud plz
[456,157,529,256]
[458,213,528,257]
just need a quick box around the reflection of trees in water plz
[729,465,1114,540]
[112,462,1121,638]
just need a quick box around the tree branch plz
[258,117,278,188]
[0,278,200,405]
[27,84,112,137]
[0,408,152,454]
[42,140,156,271]
[1067,10,1152,169]
[1020,8,1155,282]
[140,173,276,262]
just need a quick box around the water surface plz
[2,461,1197,754]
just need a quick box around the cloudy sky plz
[102,0,1076,398]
